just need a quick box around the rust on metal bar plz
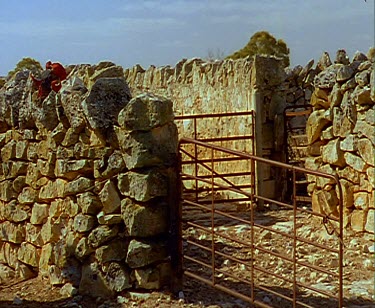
[178,111,343,307]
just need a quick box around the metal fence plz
[177,137,344,308]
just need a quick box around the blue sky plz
[0,0,373,75]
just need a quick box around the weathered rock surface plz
[306,49,374,233]
[121,198,168,237]
[126,239,168,269]
[82,78,131,141]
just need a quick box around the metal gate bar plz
[178,137,344,308]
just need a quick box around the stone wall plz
[305,49,374,233]
[124,55,317,200]
[0,64,178,296]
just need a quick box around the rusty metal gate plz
[176,134,344,307]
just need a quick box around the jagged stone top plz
[0,62,132,139]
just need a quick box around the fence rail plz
[177,137,344,308]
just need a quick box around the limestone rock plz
[121,198,168,237]
[317,52,332,71]
[335,49,350,65]
[1,140,17,161]
[134,263,171,289]
[61,128,79,147]
[251,55,287,87]
[90,64,124,87]
[60,283,78,297]
[15,262,36,280]
[0,71,33,129]
[79,262,114,298]
[364,106,374,125]
[321,139,345,167]
[95,239,128,263]
[338,179,354,209]
[88,225,119,248]
[118,169,168,202]
[357,138,375,166]
[34,93,59,131]
[365,209,374,233]
[75,237,93,259]
[55,159,93,180]
[313,189,339,217]
[354,192,369,210]
[17,242,40,267]
[353,85,372,105]
[0,242,19,269]
[25,223,44,247]
[63,177,93,197]
[61,197,80,217]
[306,109,330,144]
[41,217,63,244]
[337,166,360,184]
[15,140,28,159]
[30,203,49,225]
[358,60,372,71]
[371,70,375,102]
[50,123,67,145]
[98,180,121,214]
[13,176,26,194]
[340,135,358,152]
[25,163,42,189]
[118,93,174,131]
[104,262,132,292]
[118,122,178,169]
[354,120,375,145]
[0,264,15,283]
[328,83,343,108]
[97,212,122,225]
[58,79,87,131]
[73,213,96,233]
[39,180,59,201]
[344,152,368,172]
[9,162,28,178]
[48,265,65,285]
[37,156,55,178]
[355,70,369,87]
[82,78,131,140]
[336,65,354,82]
[100,150,126,179]
[366,167,374,188]
[316,164,336,189]
[1,200,29,222]
[18,187,37,204]
[332,107,344,137]
[314,64,341,88]
[0,221,25,243]
[350,209,366,232]
[77,192,102,215]
[0,180,18,202]
[126,239,168,268]
[341,77,357,92]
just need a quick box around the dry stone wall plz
[305,49,375,233]
[0,64,178,296]
[125,55,317,200]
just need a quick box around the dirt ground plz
[0,206,374,308]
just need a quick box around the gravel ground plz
[0,206,374,308]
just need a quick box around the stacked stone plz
[305,49,374,233]
[0,63,178,297]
